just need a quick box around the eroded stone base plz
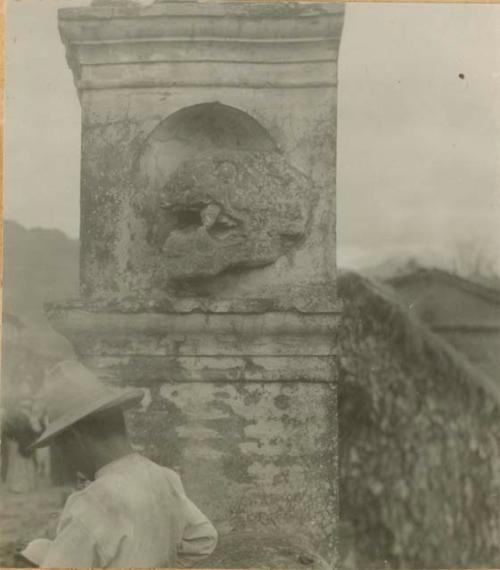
[46,306,339,564]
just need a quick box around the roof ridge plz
[339,271,500,409]
[388,266,500,304]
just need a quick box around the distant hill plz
[2,220,79,323]
[1,221,79,401]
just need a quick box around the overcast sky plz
[4,1,500,269]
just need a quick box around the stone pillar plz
[50,1,344,566]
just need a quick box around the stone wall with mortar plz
[440,329,500,383]
[338,272,500,568]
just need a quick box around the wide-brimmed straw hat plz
[30,360,144,449]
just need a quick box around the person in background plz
[3,398,41,493]
[23,360,218,568]
[31,401,51,482]
[1,407,10,482]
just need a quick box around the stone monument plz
[49,1,344,566]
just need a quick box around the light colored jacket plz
[41,453,218,568]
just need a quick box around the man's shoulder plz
[59,471,136,539]
[56,479,131,565]
[134,454,184,483]
[62,480,113,520]
[63,456,184,515]
[137,455,185,494]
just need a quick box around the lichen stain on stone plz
[175,425,220,442]
[154,382,335,500]
[273,393,291,410]
[126,401,186,469]
[241,357,266,381]
[213,390,231,400]
[124,380,337,560]
[183,446,226,462]
[246,462,281,486]
[198,364,245,383]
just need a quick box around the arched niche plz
[138,102,279,192]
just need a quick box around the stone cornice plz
[58,2,344,90]
[59,2,344,22]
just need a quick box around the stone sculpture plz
[53,1,344,565]
[160,150,317,280]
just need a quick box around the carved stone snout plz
[160,149,317,281]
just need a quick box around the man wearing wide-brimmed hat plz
[21,360,218,568]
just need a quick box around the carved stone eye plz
[215,160,237,182]
[161,202,203,231]
[174,209,202,231]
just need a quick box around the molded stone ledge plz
[61,2,344,21]
[45,306,340,357]
[45,306,341,335]
[77,60,338,90]
[82,354,337,384]
[46,293,343,315]
[60,15,343,43]
[58,5,344,60]
[59,2,344,32]
[72,38,341,66]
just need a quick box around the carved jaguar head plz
[160,149,317,281]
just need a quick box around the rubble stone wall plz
[338,272,500,568]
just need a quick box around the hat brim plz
[29,389,144,450]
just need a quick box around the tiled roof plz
[387,267,500,305]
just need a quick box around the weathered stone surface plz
[122,381,338,562]
[52,2,344,566]
[58,0,342,311]
[46,304,340,562]
[159,150,317,280]
[74,91,338,310]
[191,532,331,570]
[44,310,339,357]
[338,272,500,568]
[47,305,340,564]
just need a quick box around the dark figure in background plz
[1,409,10,482]
[2,400,43,493]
